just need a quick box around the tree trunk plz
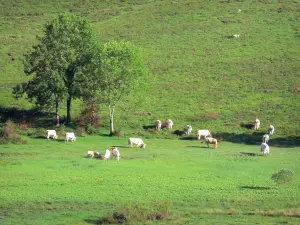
[66,95,72,124]
[109,105,115,136]
[55,100,60,127]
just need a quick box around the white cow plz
[204,137,218,148]
[112,147,120,161]
[104,149,111,160]
[233,34,240,38]
[155,120,162,130]
[262,134,269,144]
[196,129,211,140]
[254,119,260,130]
[268,125,275,135]
[260,143,270,155]
[128,138,146,148]
[65,132,76,142]
[165,119,173,129]
[46,130,58,140]
[184,125,192,135]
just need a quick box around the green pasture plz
[1,136,300,224]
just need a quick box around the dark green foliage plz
[271,169,294,186]
[86,124,100,135]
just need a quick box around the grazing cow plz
[268,125,275,135]
[155,120,162,130]
[262,134,269,144]
[112,147,120,161]
[196,129,211,140]
[204,137,218,148]
[165,119,173,129]
[184,125,192,135]
[233,34,240,38]
[104,149,111,160]
[128,138,146,148]
[254,119,260,130]
[65,132,76,142]
[260,143,270,155]
[46,130,58,140]
[87,151,94,158]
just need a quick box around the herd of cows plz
[45,118,275,161]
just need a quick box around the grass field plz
[0,0,299,224]
[1,136,300,224]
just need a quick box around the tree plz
[90,41,147,135]
[14,12,97,125]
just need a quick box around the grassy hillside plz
[0,0,299,138]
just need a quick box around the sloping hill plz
[0,0,299,137]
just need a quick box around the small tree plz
[90,41,147,135]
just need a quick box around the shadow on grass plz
[0,106,52,125]
[143,125,155,130]
[215,132,300,148]
[239,152,261,157]
[111,145,130,148]
[240,186,272,190]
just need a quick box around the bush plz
[87,124,100,135]
[271,168,293,186]
[1,120,22,144]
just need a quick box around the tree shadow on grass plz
[143,125,155,130]
[240,186,272,190]
[111,145,129,148]
[0,105,54,126]
[215,132,300,148]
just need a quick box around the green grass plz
[0,0,299,137]
[1,136,300,224]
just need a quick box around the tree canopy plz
[14,12,98,125]
[89,41,147,135]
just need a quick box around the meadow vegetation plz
[0,0,300,224]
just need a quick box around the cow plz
[65,132,76,142]
[128,138,146,148]
[87,151,101,158]
[184,125,192,135]
[204,137,218,148]
[196,129,211,140]
[155,120,162,130]
[262,134,269,144]
[254,119,260,130]
[104,149,111,160]
[268,125,275,135]
[46,130,58,140]
[260,143,270,155]
[112,147,120,161]
[165,119,173,129]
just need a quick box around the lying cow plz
[204,137,218,148]
[260,143,270,155]
[87,151,101,158]
[112,147,120,161]
[196,129,211,140]
[128,138,146,148]
[65,132,76,142]
[46,130,58,140]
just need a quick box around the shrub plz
[271,168,293,186]
[1,120,22,144]
[87,124,100,135]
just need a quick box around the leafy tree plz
[89,41,147,135]
[14,12,97,125]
